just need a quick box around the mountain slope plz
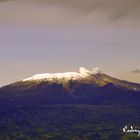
[0,67,140,106]
[0,68,139,140]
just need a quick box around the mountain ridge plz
[2,67,140,91]
[0,67,140,106]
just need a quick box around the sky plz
[0,0,140,86]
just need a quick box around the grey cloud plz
[131,69,140,74]
[0,0,140,27]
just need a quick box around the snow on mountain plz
[22,67,102,81]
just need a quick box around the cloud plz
[131,69,140,74]
[0,0,140,27]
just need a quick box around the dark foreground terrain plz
[0,104,140,140]
[0,71,140,140]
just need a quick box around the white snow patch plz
[22,67,102,81]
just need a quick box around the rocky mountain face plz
[0,67,140,106]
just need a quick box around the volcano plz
[0,67,140,139]
[0,67,140,106]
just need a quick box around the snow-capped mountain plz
[19,67,139,91]
[22,67,101,81]
[0,67,140,106]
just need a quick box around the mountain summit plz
[22,67,102,81]
[0,67,140,106]
[19,67,139,91]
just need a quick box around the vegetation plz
[0,105,140,140]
